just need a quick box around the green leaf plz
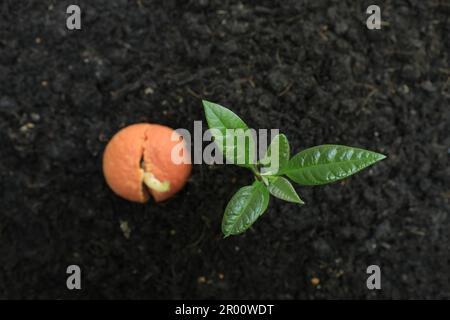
[203,100,256,166]
[260,133,290,174]
[268,176,304,204]
[203,100,248,131]
[281,145,386,185]
[222,181,270,237]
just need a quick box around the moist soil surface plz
[0,0,449,299]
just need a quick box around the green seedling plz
[202,100,386,237]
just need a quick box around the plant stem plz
[250,165,260,178]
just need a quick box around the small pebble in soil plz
[197,276,207,284]
[120,220,131,239]
[311,277,320,286]
[20,123,34,133]
[144,87,154,95]
[30,113,40,122]
[421,80,436,92]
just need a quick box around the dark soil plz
[0,0,449,299]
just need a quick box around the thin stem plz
[250,165,260,178]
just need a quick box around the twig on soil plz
[278,82,293,96]
[362,88,378,107]
[276,49,282,65]
[186,87,202,99]
[238,77,256,88]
